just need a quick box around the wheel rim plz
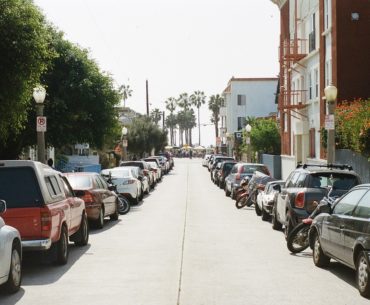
[358,255,369,291]
[290,227,309,251]
[314,237,320,263]
[11,249,21,286]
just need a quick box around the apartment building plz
[220,77,278,154]
[271,0,370,179]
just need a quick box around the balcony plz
[280,38,308,63]
[279,89,308,110]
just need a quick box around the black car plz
[273,164,361,236]
[309,184,370,298]
[217,161,237,189]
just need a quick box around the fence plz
[261,154,282,179]
[336,149,370,183]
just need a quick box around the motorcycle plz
[286,188,337,253]
[105,174,131,215]
[234,177,250,209]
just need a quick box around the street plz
[0,158,368,305]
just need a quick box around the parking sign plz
[36,116,47,132]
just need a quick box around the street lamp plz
[33,86,46,164]
[245,124,252,162]
[324,84,338,164]
[121,126,128,162]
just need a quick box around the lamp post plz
[33,86,46,164]
[121,126,128,162]
[245,124,252,162]
[324,84,338,164]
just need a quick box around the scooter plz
[235,177,250,209]
[106,174,131,215]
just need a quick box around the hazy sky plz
[33,0,280,147]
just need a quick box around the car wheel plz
[4,242,22,293]
[312,232,330,268]
[271,204,282,231]
[56,226,69,265]
[110,201,119,221]
[225,187,231,197]
[231,187,236,200]
[95,206,104,229]
[74,213,89,246]
[255,202,262,216]
[357,251,370,298]
[284,217,293,240]
[261,207,270,221]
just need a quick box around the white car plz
[0,200,22,293]
[101,167,143,204]
[147,162,162,182]
[256,180,285,221]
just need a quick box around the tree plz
[150,108,162,126]
[119,84,132,108]
[190,91,206,145]
[0,0,54,145]
[127,115,167,157]
[208,94,223,140]
[165,97,177,145]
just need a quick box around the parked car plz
[0,200,22,293]
[217,160,237,189]
[64,172,119,229]
[101,167,143,204]
[273,164,361,237]
[146,161,162,183]
[120,161,155,190]
[256,180,285,221]
[309,184,370,298]
[125,166,150,196]
[202,154,212,167]
[0,160,89,265]
[225,163,270,199]
[158,152,174,170]
[210,156,235,180]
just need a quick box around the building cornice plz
[270,0,288,9]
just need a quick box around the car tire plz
[110,202,119,221]
[4,242,22,293]
[271,204,282,231]
[231,188,236,200]
[255,202,262,216]
[357,251,370,298]
[261,207,270,221]
[95,206,105,229]
[284,216,293,241]
[118,195,130,215]
[312,232,330,268]
[55,226,69,265]
[225,187,231,197]
[74,213,89,246]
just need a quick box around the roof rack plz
[296,163,353,171]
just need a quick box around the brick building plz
[271,0,370,179]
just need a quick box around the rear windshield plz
[309,173,359,190]
[224,163,236,171]
[66,175,92,189]
[241,165,269,175]
[0,167,43,208]
[121,162,144,169]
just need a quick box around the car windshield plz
[147,162,158,168]
[102,169,131,179]
[121,162,144,169]
[66,175,93,189]
[0,167,43,207]
[241,165,269,175]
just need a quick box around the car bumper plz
[22,238,52,251]
[290,208,310,226]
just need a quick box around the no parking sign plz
[36,116,47,132]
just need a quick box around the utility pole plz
[162,111,165,129]
[146,79,149,116]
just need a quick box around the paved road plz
[0,158,368,305]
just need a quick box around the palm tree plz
[119,84,132,107]
[208,94,224,149]
[165,97,177,145]
[190,91,206,145]
[150,108,162,126]
[177,93,194,145]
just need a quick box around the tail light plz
[81,191,94,204]
[40,209,52,236]
[295,192,305,208]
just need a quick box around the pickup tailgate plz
[2,207,42,240]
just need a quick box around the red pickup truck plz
[0,160,89,265]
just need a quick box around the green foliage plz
[150,108,162,125]
[241,118,281,155]
[127,115,167,156]
[208,94,223,138]
[0,0,55,143]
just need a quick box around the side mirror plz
[0,200,6,213]
[273,184,282,193]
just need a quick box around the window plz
[309,128,316,158]
[308,72,313,100]
[237,117,246,130]
[61,176,74,198]
[97,176,108,189]
[309,13,316,52]
[286,172,301,188]
[296,174,307,187]
[231,165,238,174]
[314,68,319,98]
[237,95,246,106]
[67,175,92,189]
[325,60,332,86]
[94,176,104,189]
[45,176,62,197]
[333,189,368,215]
[324,0,330,30]
[0,167,43,207]
[353,191,370,218]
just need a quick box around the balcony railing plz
[279,89,308,109]
[280,38,308,63]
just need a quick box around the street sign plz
[122,140,128,147]
[36,116,47,132]
[325,114,335,130]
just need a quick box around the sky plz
[33,0,280,147]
